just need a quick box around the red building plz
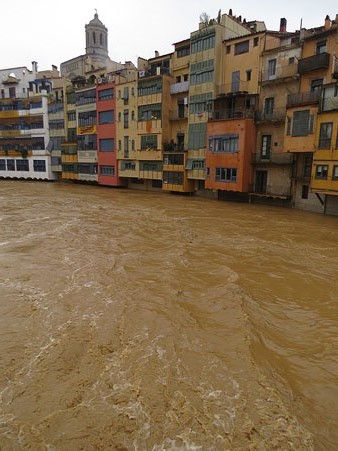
[96,79,124,186]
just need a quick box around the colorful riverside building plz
[251,21,300,206]
[0,62,58,181]
[205,26,264,201]
[115,65,139,187]
[284,15,338,214]
[163,39,194,193]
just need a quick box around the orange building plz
[205,118,256,198]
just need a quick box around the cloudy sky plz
[1,0,336,71]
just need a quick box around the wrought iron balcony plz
[252,152,294,165]
[209,108,255,120]
[260,64,298,83]
[254,108,285,122]
[216,81,252,96]
[286,90,320,108]
[297,52,330,74]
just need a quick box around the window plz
[301,185,309,199]
[304,156,312,177]
[124,136,129,158]
[286,116,292,135]
[311,79,323,92]
[209,134,239,153]
[7,159,15,171]
[131,111,135,121]
[226,45,231,54]
[268,59,277,77]
[123,87,129,105]
[124,110,129,128]
[177,45,190,58]
[100,165,115,176]
[141,135,157,149]
[99,138,114,151]
[235,40,249,55]
[231,71,240,92]
[138,104,161,121]
[191,32,215,53]
[264,97,274,115]
[253,37,259,46]
[246,70,252,81]
[118,112,121,122]
[163,171,184,185]
[132,139,135,151]
[318,122,333,149]
[67,111,76,121]
[189,92,213,114]
[292,110,313,136]
[315,165,328,179]
[138,79,162,96]
[190,60,214,85]
[78,110,96,126]
[192,160,204,169]
[332,166,338,180]
[9,87,16,98]
[98,88,114,101]
[33,160,46,172]
[316,40,326,54]
[99,110,114,124]
[16,159,29,171]
[289,57,295,65]
[1,89,5,98]
[0,159,6,170]
[176,76,181,83]
[184,74,189,82]
[261,135,271,158]
[188,123,207,150]
[215,168,237,182]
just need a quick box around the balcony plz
[169,109,188,120]
[170,81,189,94]
[249,184,291,198]
[286,90,320,108]
[254,108,286,122]
[216,81,252,97]
[77,150,97,163]
[298,52,330,74]
[252,152,294,165]
[210,108,255,120]
[333,58,338,79]
[260,65,298,83]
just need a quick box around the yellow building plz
[134,52,172,191]
[187,11,257,192]
[311,82,338,214]
[163,39,194,193]
[284,15,338,213]
[115,67,139,185]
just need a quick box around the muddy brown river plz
[0,180,337,450]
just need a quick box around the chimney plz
[155,50,159,58]
[324,15,331,30]
[280,18,287,32]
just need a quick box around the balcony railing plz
[209,108,255,120]
[298,52,330,74]
[254,108,286,122]
[170,81,189,94]
[252,152,294,165]
[249,184,291,197]
[169,109,188,120]
[286,90,320,108]
[260,64,298,82]
[216,81,252,96]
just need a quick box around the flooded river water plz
[0,180,337,450]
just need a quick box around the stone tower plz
[85,11,108,63]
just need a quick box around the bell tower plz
[85,11,108,63]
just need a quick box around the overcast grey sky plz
[1,0,337,71]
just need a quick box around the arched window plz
[100,33,103,45]
[93,32,96,44]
